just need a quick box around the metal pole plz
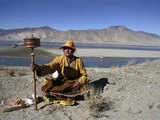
[31,48,37,110]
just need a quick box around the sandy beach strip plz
[1,46,160,58]
[43,47,160,58]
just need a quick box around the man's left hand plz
[72,81,80,88]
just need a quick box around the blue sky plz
[0,0,160,35]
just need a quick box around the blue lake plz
[0,56,159,68]
[1,41,160,68]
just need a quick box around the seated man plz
[33,40,89,105]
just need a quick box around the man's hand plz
[31,64,39,71]
[72,81,80,88]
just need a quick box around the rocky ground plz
[1,60,160,120]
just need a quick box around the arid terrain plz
[1,36,160,120]
[1,26,160,46]
[1,59,160,120]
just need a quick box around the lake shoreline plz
[1,46,160,58]
[1,46,160,67]
[44,47,160,58]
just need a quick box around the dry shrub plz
[18,71,27,76]
[0,66,28,77]
[127,61,136,66]
[43,104,65,115]
[0,66,5,70]
[18,67,30,76]
[110,65,118,70]
[85,94,114,117]
[7,68,16,77]
[6,67,28,77]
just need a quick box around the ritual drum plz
[24,36,40,48]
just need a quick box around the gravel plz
[1,60,160,120]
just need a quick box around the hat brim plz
[59,45,76,50]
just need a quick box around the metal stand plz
[31,48,37,110]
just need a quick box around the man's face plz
[63,47,74,57]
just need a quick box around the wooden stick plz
[3,104,28,112]
[31,48,37,110]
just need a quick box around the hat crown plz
[65,40,74,47]
[60,40,76,50]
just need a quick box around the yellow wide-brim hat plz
[59,40,76,50]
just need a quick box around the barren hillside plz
[1,26,160,46]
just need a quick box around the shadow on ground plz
[89,78,109,94]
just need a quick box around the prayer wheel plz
[24,37,40,48]
[24,35,40,110]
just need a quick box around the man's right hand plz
[31,64,39,71]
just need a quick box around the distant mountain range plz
[0,26,160,46]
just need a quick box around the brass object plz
[24,37,40,48]
[24,35,40,110]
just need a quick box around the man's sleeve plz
[36,57,60,76]
[77,58,87,84]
